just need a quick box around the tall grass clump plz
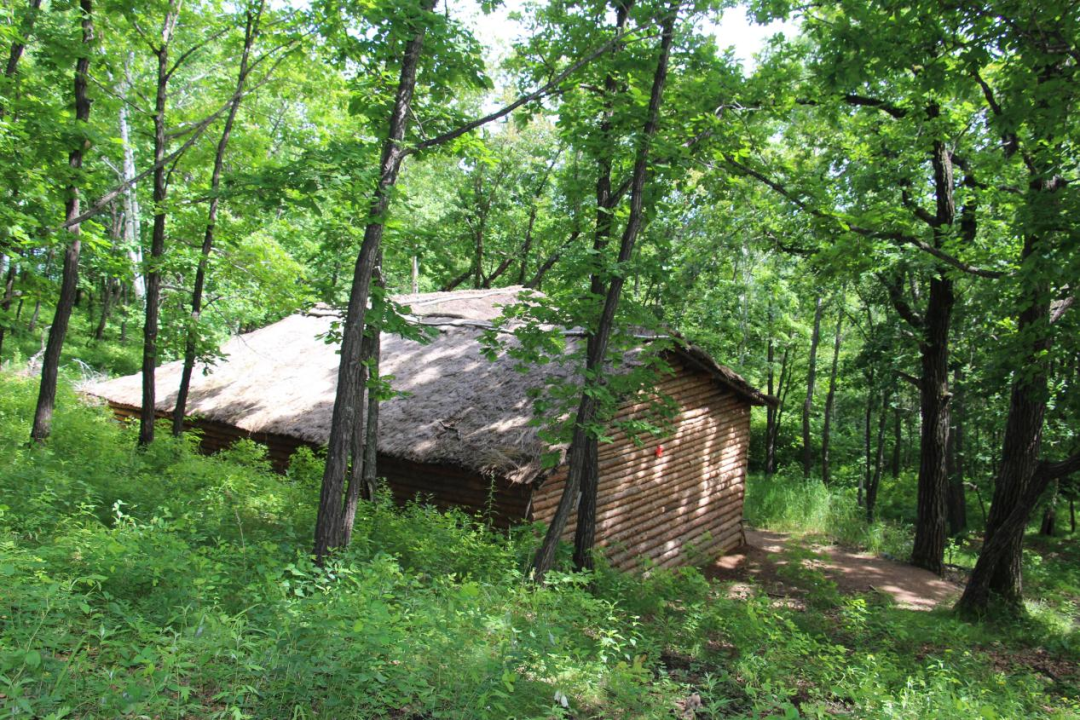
[744,470,913,558]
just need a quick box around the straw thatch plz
[88,286,771,483]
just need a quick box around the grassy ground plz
[1,373,1078,719]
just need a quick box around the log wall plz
[108,357,753,564]
[107,403,529,527]
[528,360,750,570]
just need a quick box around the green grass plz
[743,469,914,560]
[1,373,1078,718]
[1,302,143,379]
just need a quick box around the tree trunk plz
[341,257,384,547]
[118,52,144,300]
[93,277,117,341]
[907,137,958,575]
[976,239,1053,606]
[956,452,1080,617]
[820,306,843,485]
[866,387,891,523]
[802,296,823,478]
[534,2,677,580]
[0,0,44,121]
[174,4,261,436]
[909,274,953,575]
[765,345,791,476]
[0,259,16,357]
[313,0,437,563]
[30,0,93,443]
[1039,480,1057,536]
[569,0,630,573]
[140,11,178,447]
[947,366,967,535]
[891,405,902,478]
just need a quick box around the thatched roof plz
[87,287,772,483]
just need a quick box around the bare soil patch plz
[707,529,963,610]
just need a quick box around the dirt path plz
[707,529,963,611]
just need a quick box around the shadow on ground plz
[708,529,963,611]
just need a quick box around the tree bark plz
[946,365,967,535]
[173,3,262,436]
[0,0,43,121]
[1039,480,1057,536]
[956,451,1080,617]
[570,0,631,573]
[118,53,144,300]
[313,0,438,563]
[765,345,791,475]
[534,1,677,580]
[977,239,1053,605]
[866,387,892,523]
[30,0,93,443]
[801,296,823,478]
[341,257,384,547]
[93,276,117,341]
[140,6,179,447]
[820,305,843,485]
[0,259,16,357]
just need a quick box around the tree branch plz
[413,20,657,152]
[722,153,1006,279]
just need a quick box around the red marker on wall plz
[655,445,664,458]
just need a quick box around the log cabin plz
[88,287,774,571]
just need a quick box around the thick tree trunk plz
[140,24,174,447]
[801,296,823,478]
[174,4,260,436]
[978,239,1052,605]
[820,307,843,485]
[956,451,1080,617]
[313,0,437,563]
[907,138,958,576]
[30,0,93,443]
[910,275,953,574]
[534,3,676,580]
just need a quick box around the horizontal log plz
[533,441,749,517]
[594,434,750,489]
[597,478,745,540]
[613,384,740,421]
[598,414,750,462]
[609,395,747,436]
[602,486,745,551]
[529,453,747,527]
[592,423,750,484]
[557,472,745,545]
[619,509,744,569]
[608,504,744,568]
[653,523,744,571]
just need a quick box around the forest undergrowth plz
[1,372,1078,719]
